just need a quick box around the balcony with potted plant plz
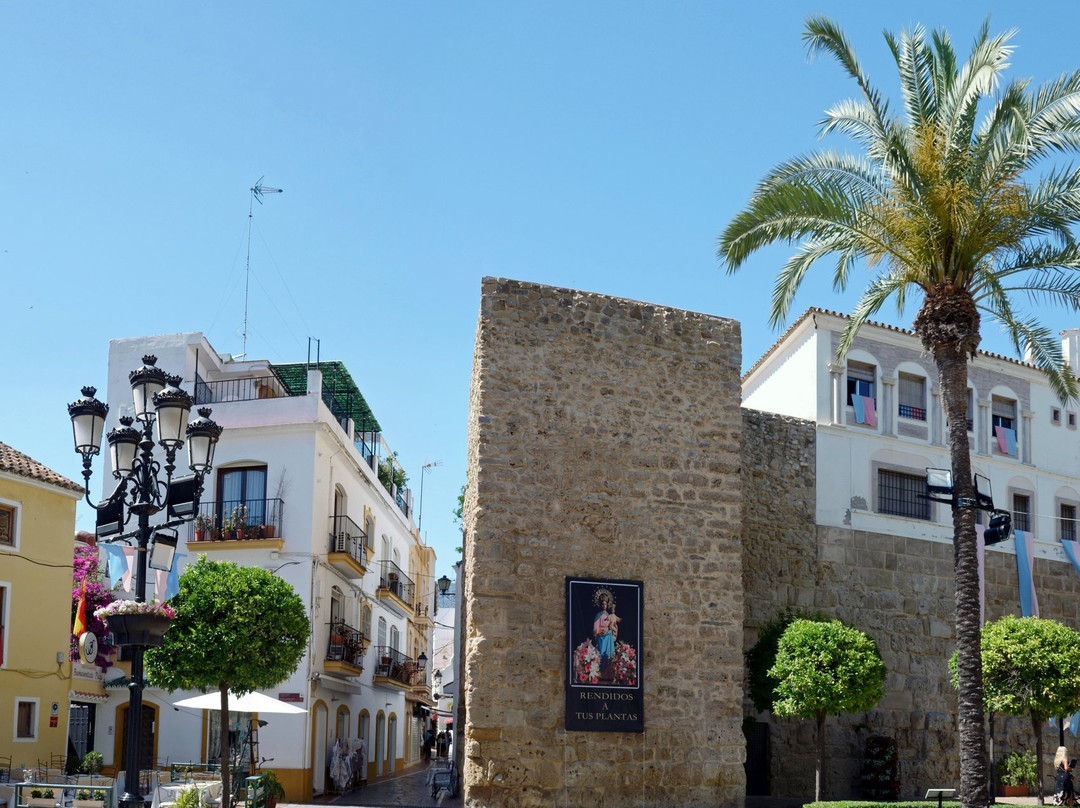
[323,620,366,677]
[186,499,284,551]
[376,560,414,617]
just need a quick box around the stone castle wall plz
[743,409,1080,799]
[464,278,746,808]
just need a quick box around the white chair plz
[199,782,221,808]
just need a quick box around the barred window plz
[1062,504,1077,542]
[878,469,930,520]
[1013,493,1032,533]
[898,373,927,420]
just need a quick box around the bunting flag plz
[862,396,877,427]
[1062,539,1080,579]
[165,554,185,601]
[155,569,168,603]
[1014,530,1039,617]
[121,547,135,592]
[853,396,866,424]
[103,544,126,587]
[994,425,1017,455]
[73,578,87,636]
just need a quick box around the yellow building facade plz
[0,442,82,774]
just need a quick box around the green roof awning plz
[271,362,381,433]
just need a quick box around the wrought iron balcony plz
[329,515,368,563]
[194,375,292,405]
[190,498,283,542]
[378,561,415,610]
[325,621,367,672]
[372,645,420,687]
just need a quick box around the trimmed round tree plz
[746,607,828,714]
[145,557,309,804]
[770,618,886,802]
[981,615,1080,804]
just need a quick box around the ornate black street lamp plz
[68,355,222,808]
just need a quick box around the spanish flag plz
[73,579,87,636]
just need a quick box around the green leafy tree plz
[978,616,1080,804]
[720,18,1080,806]
[145,558,309,804]
[770,619,886,802]
[746,607,828,714]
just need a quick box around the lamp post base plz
[119,792,146,808]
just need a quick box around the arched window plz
[377,617,387,649]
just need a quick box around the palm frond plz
[940,25,1015,164]
[719,152,889,269]
[804,17,893,142]
[836,270,915,358]
[991,310,1078,403]
[889,25,937,130]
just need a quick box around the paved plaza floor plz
[283,760,459,808]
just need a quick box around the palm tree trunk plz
[936,343,989,808]
[816,711,826,803]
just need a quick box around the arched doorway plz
[386,714,397,774]
[312,702,328,795]
[375,712,385,777]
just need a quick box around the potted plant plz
[260,522,276,539]
[174,786,200,808]
[193,513,213,542]
[261,770,286,808]
[73,789,104,808]
[95,599,176,646]
[233,504,249,539]
[27,788,56,807]
[999,749,1037,796]
[81,750,104,777]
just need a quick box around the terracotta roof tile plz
[742,306,1033,381]
[0,441,84,494]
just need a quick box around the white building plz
[741,307,1080,797]
[743,308,1080,546]
[95,333,437,800]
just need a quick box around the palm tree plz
[720,18,1080,808]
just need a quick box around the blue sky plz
[4,2,1080,573]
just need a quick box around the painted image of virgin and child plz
[572,585,637,687]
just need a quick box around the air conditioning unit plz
[334,533,347,553]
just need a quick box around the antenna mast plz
[243,177,283,359]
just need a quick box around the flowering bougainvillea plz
[70,544,116,670]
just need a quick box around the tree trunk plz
[935,340,989,808]
[220,684,231,808]
[815,711,826,803]
[1034,714,1045,805]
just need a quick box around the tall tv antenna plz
[243,177,284,359]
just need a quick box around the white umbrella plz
[173,691,307,714]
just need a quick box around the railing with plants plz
[325,621,367,668]
[328,515,367,566]
[379,561,415,608]
[371,645,419,686]
[194,376,292,405]
[190,499,283,542]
